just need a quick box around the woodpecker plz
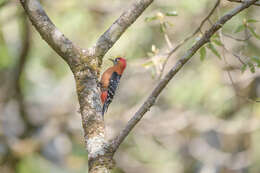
[100,57,127,116]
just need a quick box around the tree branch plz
[15,13,37,136]
[222,32,251,41]
[226,0,260,6]
[110,0,258,153]
[19,0,82,68]
[91,0,154,59]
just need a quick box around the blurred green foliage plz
[0,0,260,173]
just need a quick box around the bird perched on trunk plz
[100,57,127,116]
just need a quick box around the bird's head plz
[109,57,127,70]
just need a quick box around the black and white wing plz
[102,72,121,115]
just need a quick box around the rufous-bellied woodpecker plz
[100,57,127,116]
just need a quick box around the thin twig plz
[222,26,250,65]
[221,47,258,103]
[223,46,246,65]
[222,32,251,41]
[219,9,260,103]
[226,0,260,6]
[222,46,260,103]
[164,33,173,49]
[158,0,220,79]
[218,15,255,103]
[15,14,38,136]
[110,0,258,153]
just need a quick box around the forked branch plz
[20,0,154,172]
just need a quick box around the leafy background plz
[0,0,260,173]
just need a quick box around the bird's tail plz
[102,102,109,116]
[101,91,108,117]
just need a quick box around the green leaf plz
[166,21,174,27]
[145,16,157,22]
[211,33,219,39]
[241,64,247,73]
[165,11,178,16]
[247,19,259,23]
[160,22,167,33]
[251,56,260,67]
[142,60,154,68]
[212,39,223,46]
[248,26,260,40]
[248,62,255,73]
[207,43,221,59]
[199,46,206,61]
[234,24,246,33]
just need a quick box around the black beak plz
[109,58,116,65]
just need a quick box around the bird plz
[100,57,127,116]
